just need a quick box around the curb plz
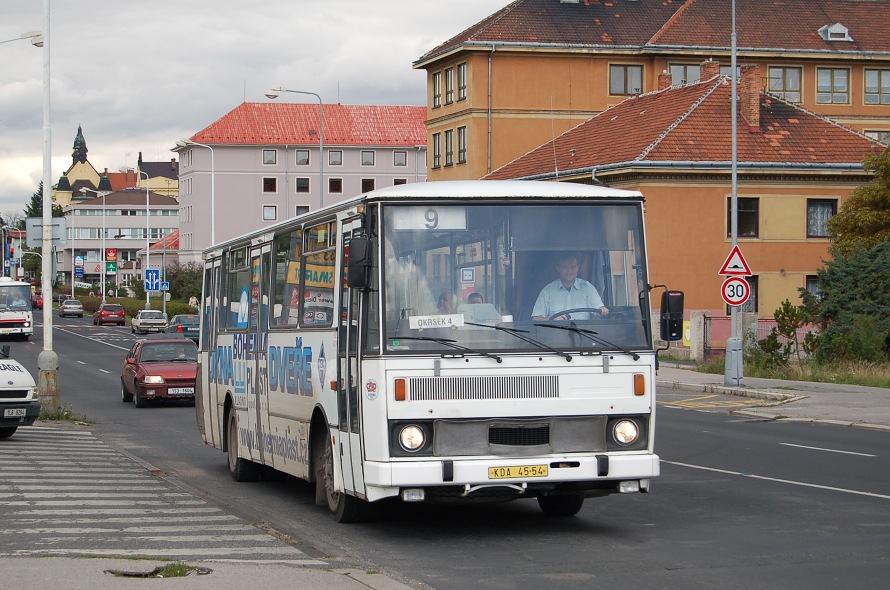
[656,379,804,403]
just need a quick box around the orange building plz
[414,0,890,182]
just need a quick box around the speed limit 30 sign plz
[721,277,750,306]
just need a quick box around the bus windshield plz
[0,285,33,311]
[381,202,651,355]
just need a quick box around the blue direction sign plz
[145,269,161,291]
[160,281,170,291]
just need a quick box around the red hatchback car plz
[120,335,198,407]
[93,303,126,326]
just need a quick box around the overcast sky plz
[0,0,506,217]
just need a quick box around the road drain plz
[105,563,213,578]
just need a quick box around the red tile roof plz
[150,229,179,252]
[191,103,427,147]
[485,77,886,180]
[417,0,890,63]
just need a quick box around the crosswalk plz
[0,426,325,563]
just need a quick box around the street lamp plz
[265,87,324,209]
[0,30,43,46]
[175,140,215,245]
[136,169,151,309]
[80,184,110,303]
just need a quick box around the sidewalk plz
[0,558,415,590]
[656,364,890,431]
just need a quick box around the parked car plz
[165,314,199,343]
[0,345,40,439]
[31,292,43,310]
[120,335,198,407]
[131,310,168,335]
[58,299,84,318]
[93,303,126,326]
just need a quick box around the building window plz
[296,177,310,193]
[727,197,759,238]
[609,64,643,96]
[432,133,441,168]
[263,178,277,193]
[361,150,375,166]
[295,205,310,217]
[263,205,277,221]
[669,63,700,85]
[817,68,848,104]
[394,178,407,185]
[768,66,802,102]
[329,150,342,166]
[864,130,890,144]
[864,69,890,105]
[805,275,820,297]
[263,149,277,165]
[457,62,467,101]
[807,199,836,238]
[444,129,454,167]
[393,151,407,166]
[361,179,375,193]
[329,178,343,193]
[457,126,467,164]
[296,150,310,165]
[432,72,441,108]
[445,67,454,105]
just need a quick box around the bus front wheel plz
[227,412,259,482]
[315,430,365,523]
[537,493,584,517]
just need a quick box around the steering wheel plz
[547,308,603,320]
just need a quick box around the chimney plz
[739,64,761,130]
[658,70,673,90]
[700,59,720,80]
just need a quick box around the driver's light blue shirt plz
[532,278,604,319]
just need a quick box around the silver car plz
[58,299,84,318]
[131,310,168,335]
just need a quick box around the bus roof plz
[204,180,644,255]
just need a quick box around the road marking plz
[99,369,111,374]
[780,443,876,457]
[77,360,86,364]
[664,460,890,500]
[658,394,752,409]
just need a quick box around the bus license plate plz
[4,408,26,417]
[488,465,548,479]
[168,388,194,395]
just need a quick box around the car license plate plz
[488,464,548,479]
[4,408,26,417]
[168,387,194,395]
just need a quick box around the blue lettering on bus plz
[267,337,313,396]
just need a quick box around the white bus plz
[0,277,34,340]
[196,181,683,521]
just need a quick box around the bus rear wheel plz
[315,429,365,523]
[227,411,259,482]
[537,493,584,517]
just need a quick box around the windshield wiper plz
[534,323,640,361]
[393,336,502,363]
[464,322,571,361]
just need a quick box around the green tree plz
[164,262,202,301]
[23,182,63,221]
[828,149,890,258]
[802,241,890,362]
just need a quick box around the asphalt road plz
[6,315,889,589]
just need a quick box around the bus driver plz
[532,253,609,320]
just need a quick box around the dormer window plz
[818,23,853,42]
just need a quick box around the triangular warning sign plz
[719,245,752,276]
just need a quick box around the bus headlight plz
[398,425,426,452]
[612,420,640,446]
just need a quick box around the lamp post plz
[175,139,215,246]
[0,30,43,46]
[136,169,151,309]
[80,185,110,302]
[265,87,324,209]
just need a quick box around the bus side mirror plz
[659,290,684,342]
[347,237,373,290]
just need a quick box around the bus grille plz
[407,375,558,401]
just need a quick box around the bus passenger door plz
[337,221,365,497]
[248,246,271,466]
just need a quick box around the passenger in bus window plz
[466,292,483,304]
[532,253,609,320]
[437,292,455,314]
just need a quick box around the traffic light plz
[8,246,13,258]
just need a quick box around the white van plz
[0,345,40,439]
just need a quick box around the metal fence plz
[703,315,817,360]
